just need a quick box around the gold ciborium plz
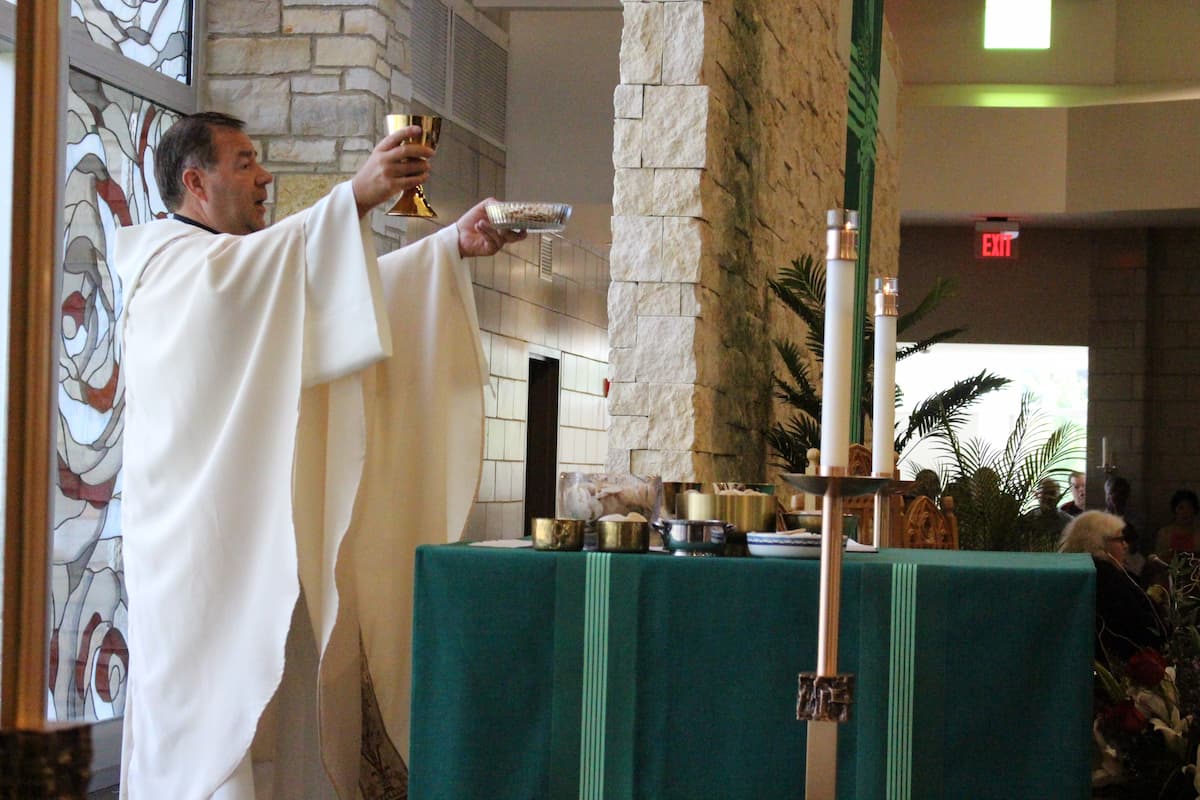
[384,113,441,218]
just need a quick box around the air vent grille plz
[411,0,449,110]
[411,0,507,147]
[451,13,507,143]
[538,236,554,282]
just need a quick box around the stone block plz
[391,71,414,101]
[345,8,388,42]
[607,280,639,348]
[662,1,705,85]
[282,8,339,34]
[636,315,696,383]
[275,173,343,221]
[661,217,708,282]
[344,67,390,100]
[207,78,291,134]
[612,168,654,215]
[208,37,311,75]
[657,450,699,482]
[609,346,637,382]
[620,2,664,85]
[292,94,378,137]
[609,216,663,282]
[210,0,280,33]
[614,84,644,119]
[613,118,642,168]
[653,169,703,217]
[387,35,410,72]
[630,449,662,476]
[608,381,650,416]
[642,85,709,167]
[648,394,696,450]
[316,36,380,68]
[681,283,710,317]
[609,414,650,449]
[607,447,633,473]
[268,138,337,164]
[291,75,341,93]
[637,282,682,315]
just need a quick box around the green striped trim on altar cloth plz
[887,562,918,800]
[579,552,612,800]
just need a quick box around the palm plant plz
[767,255,1009,472]
[909,391,1085,551]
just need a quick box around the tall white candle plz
[1101,436,1109,467]
[872,277,899,477]
[819,209,859,474]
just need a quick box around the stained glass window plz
[51,69,176,722]
[70,0,191,83]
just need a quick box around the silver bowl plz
[653,518,731,557]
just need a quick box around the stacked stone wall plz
[609,0,900,483]
[206,0,415,250]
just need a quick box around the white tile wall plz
[469,235,612,540]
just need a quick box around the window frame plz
[0,0,203,788]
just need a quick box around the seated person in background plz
[1017,476,1072,550]
[1058,511,1164,665]
[1155,488,1200,560]
[1105,475,1145,576]
[1060,471,1086,516]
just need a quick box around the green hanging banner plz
[844,0,886,443]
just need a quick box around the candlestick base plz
[796,672,855,722]
[1098,463,1119,475]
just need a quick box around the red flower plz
[1102,699,1148,734]
[1127,648,1168,687]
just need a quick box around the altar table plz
[409,545,1095,799]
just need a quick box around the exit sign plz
[974,220,1020,260]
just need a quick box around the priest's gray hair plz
[1057,510,1126,556]
[155,111,246,211]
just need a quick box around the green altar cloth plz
[409,546,1095,799]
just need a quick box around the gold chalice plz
[384,114,441,218]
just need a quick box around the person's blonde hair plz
[1058,510,1126,555]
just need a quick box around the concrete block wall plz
[1083,227,1200,537]
[1087,230,1149,522]
[1141,229,1200,533]
[609,0,900,483]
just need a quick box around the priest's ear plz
[180,165,210,204]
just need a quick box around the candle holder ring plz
[781,473,895,498]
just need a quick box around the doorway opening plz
[524,355,560,537]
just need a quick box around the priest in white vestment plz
[115,112,521,799]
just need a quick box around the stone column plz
[608,0,897,483]
[206,0,416,249]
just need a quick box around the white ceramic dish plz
[745,531,860,558]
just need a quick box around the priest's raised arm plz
[115,111,522,800]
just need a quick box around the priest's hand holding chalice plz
[384,113,441,217]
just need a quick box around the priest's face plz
[199,126,274,235]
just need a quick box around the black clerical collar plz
[170,213,220,235]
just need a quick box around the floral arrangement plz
[1093,554,1200,799]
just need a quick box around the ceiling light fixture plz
[984,0,1051,50]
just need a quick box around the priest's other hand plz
[352,126,435,217]
[456,199,527,258]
